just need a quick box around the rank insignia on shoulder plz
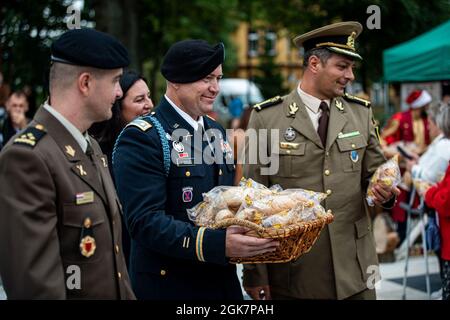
[253,95,283,112]
[13,126,46,147]
[126,118,153,131]
[343,93,371,108]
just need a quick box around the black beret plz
[161,39,224,83]
[51,28,130,69]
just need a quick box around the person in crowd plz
[0,91,30,149]
[89,70,153,268]
[90,70,153,171]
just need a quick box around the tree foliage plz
[1,0,449,106]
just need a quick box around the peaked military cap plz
[293,21,363,60]
[161,39,225,83]
[51,28,130,69]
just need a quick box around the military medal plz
[182,187,193,203]
[284,127,296,142]
[350,150,359,163]
[80,217,96,258]
[173,140,185,153]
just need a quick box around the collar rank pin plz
[289,102,299,116]
[65,145,76,157]
[80,217,96,258]
[335,100,344,112]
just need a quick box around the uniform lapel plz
[91,141,119,217]
[34,107,108,204]
[326,97,348,151]
[286,91,323,149]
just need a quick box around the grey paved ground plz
[0,255,440,300]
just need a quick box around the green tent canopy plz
[383,19,450,82]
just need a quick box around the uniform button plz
[326,189,332,195]
[367,226,371,231]
[118,272,122,279]
[219,169,223,176]
[115,245,119,254]
[327,209,333,214]
[324,169,330,176]
[286,150,291,154]
[325,152,330,156]
[185,171,191,177]
[351,144,356,149]
[160,269,166,276]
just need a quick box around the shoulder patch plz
[125,118,153,131]
[13,125,46,148]
[343,93,371,108]
[252,95,283,112]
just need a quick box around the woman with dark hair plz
[90,70,153,170]
[89,70,153,268]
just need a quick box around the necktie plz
[86,140,103,184]
[317,101,329,147]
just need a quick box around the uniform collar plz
[164,94,204,131]
[43,101,90,152]
[297,84,330,113]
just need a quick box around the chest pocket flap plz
[336,135,367,152]
[274,142,306,156]
[170,165,206,178]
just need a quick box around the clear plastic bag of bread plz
[187,178,275,227]
[366,154,401,206]
[236,188,327,227]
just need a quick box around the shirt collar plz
[297,84,330,113]
[43,101,90,152]
[165,94,204,131]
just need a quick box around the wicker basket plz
[214,212,334,264]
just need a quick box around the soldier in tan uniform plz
[242,22,400,300]
[0,29,135,299]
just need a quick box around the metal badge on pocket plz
[350,150,359,163]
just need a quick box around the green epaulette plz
[125,118,153,131]
[343,93,371,108]
[252,95,283,112]
[13,124,46,148]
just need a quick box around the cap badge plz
[284,127,296,142]
[347,31,356,50]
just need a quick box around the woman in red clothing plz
[424,101,450,300]
[425,162,450,300]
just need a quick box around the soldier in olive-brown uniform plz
[242,22,399,300]
[0,29,135,299]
